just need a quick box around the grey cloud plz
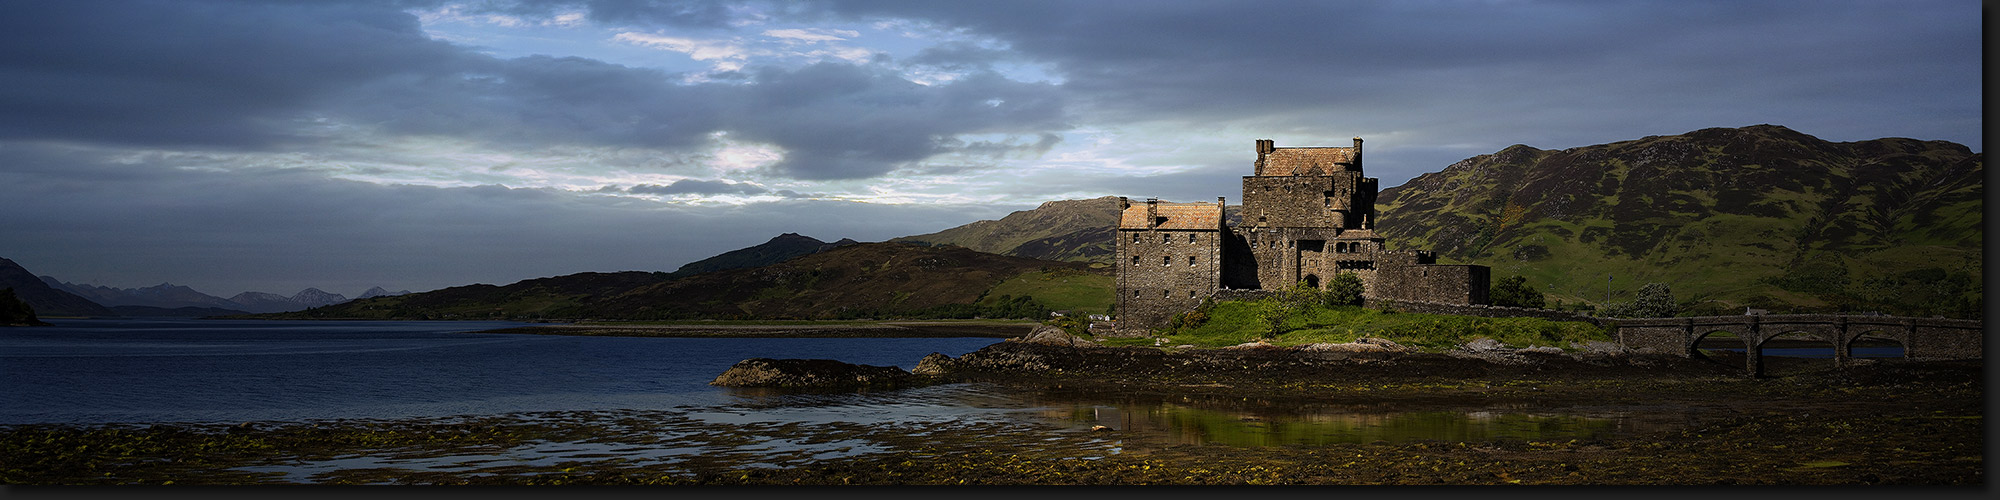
[0,145,1006,296]
[0,1,1073,181]
[728,64,1069,179]
[0,1,468,149]
[626,179,768,195]
[794,0,1981,185]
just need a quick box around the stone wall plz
[1116,228,1223,334]
[1371,260,1490,305]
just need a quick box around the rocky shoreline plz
[480,320,1036,338]
[710,325,1744,393]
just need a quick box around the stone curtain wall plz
[1371,261,1490,305]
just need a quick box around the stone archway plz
[1758,330,1839,376]
[1691,330,1748,367]
[1848,329,1907,360]
[1303,274,1320,289]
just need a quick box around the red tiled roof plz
[1119,202,1223,230]
[1260,147,1356,176]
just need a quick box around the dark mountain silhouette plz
[0,258,115,317]
[663,233,859,279]
[39,279,240,310]
[261,242,1102,321]
[107,305,251,317]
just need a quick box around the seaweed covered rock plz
[1015,324,1099,348]
[710,358,917,389]
[911,352,957,376]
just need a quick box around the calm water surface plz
[0,318,999,424]
[4,318,1689,452]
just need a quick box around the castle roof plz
[1119,202,1223,231]
[1259,147,1357,176]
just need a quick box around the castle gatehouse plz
[1115,138,1490,335]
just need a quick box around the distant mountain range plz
[0,257,413,317]
[5,125,1979,321]
[35,277,413,314]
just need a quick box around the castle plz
[1114,138,1490,335]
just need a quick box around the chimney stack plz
[1146,198,1159,228]
[1351,137,1364,171]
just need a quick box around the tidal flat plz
[1,355,1980,485]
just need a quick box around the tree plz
[1279,280,1325,312]
[1490,275,1547,308]
[1325,273,1365,307]
[1601,282,1677,318]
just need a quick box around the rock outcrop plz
[1015,324,1099,348]
[709,358,918,389]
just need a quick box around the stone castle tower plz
[1115,138,1490,335]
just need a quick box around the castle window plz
[1189,290,1197,298]
[1162,290,1170,298]
[1133,289,1141,297]
[1132,234,1139,243]
[1162,256,1171,266]
[1162,233,1170,243]
[1187,256,1196,267]
[1188,233,1197,243]
[1131,255,1140,265]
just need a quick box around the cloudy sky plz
[0,0,1981,298]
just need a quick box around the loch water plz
[4,318,1688,453]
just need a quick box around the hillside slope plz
[270,243,1109,321]
[664,233,858,279]
[1376,125,1981,317]
[572,242,1103,320]
[0,258,115,317]
[893,196,1120,264]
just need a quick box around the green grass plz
[1155,300,1611,351]
[979,269,1114,313]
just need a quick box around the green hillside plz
[892,196,1121,265]
[1376,125,1981,318]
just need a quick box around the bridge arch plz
[1845,327,1908,360]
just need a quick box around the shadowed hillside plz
[266,243,1111,321]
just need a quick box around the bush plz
[1326,273,1364,307]
[1600,282,1677,318]
[1490,275,1546,308]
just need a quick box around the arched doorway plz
[1303,274,1320,289]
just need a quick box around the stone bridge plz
[1615,314,1983,376]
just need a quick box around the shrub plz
[1325,273,1364,307]
[1490,275,1546,308]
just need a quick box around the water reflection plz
[1036,402,1653,447]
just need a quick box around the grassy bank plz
[1132,300,1611,350]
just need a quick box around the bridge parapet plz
[1609,314,1982,376]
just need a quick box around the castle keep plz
[1115,139,1490,334]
